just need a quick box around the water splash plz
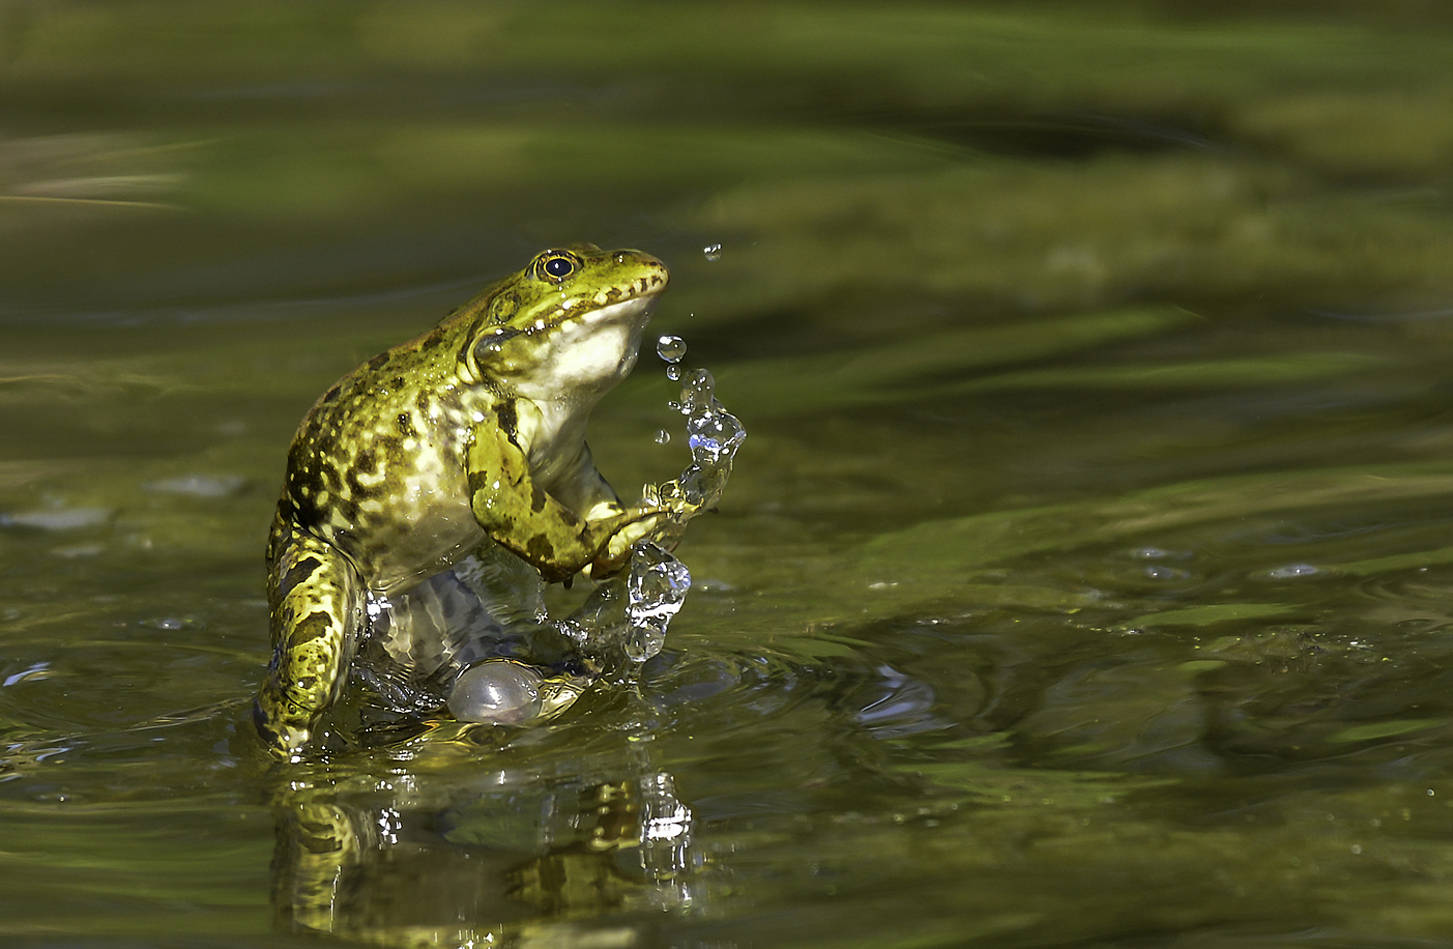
[368,333,744,725]
[559,346,744,676]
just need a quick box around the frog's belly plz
[340,500,487,597]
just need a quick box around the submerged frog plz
[255,245,686,756]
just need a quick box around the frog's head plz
[466,245,669,403]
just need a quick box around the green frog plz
[255,245,685,756]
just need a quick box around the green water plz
[4,2,1453,945]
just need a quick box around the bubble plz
[702,243,722,262]
[665,364,682,381]
[656,335,688,363]
[447,659,544,724]
[654,429,672,445]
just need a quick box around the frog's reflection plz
[269,735,696,944]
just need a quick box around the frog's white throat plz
[512,294,653,449]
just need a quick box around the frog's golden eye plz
[538,253,578,282]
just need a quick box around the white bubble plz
[702,243,722,262]
[448,659,544,724]
[655,429,672,445]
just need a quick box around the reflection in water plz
[271,742,699,945]
[9,3,1453,943]
[265,343,737,943]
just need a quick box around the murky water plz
[4,2,1453,945]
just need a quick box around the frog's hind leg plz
[256,518,364,756]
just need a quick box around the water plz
[3,2,1453,946]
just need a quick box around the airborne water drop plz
[656,334,688,363]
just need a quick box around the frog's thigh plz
[256,525,363,755]
[467,430,617,580]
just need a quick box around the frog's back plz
[278,320,494,593]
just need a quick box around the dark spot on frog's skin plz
[333,497,360,526]
[374,434,403,463]
[319,384,342,406]
[355,449,378,475]
[531,484,548,514]
[345,468,384,501]
[283,479,325,531]
[415,390,432,416]
[391,376,405,390]
[279,555,323,596]
[525,533,557,563]
[287,610,333,647]
[288,503,324,538]
[396,413,416,437]
[496,401,519,443]
[367,353,389,371]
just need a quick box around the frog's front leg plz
[469,428,666,582]
[256,517,365,756]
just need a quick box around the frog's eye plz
[538,254,578,282]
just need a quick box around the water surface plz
[3,2,1453,946]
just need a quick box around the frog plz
[255,245,687,757]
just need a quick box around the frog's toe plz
[253,699,313,758]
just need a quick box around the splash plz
[553,335,744,677]
[362,334,744,725]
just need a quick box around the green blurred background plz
[4,2,1453,946]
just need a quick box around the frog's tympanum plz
[256,246,683,756]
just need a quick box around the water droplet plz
[656,334,688,363]
[679,368,716,415]
[625,542,692,661]
[665,364,682,381]
[655,429,672,445]
[702,243,722,262]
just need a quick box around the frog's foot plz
[583,501,690,579]
[258,520,365,757]
[252,691,316,757]
[447,658,590,726]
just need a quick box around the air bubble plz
[448,659,544,724]
[702,243,722,262]
[655,429,672,445]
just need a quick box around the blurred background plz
[3,2,1453,946]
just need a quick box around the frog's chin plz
[514,295,655,401]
